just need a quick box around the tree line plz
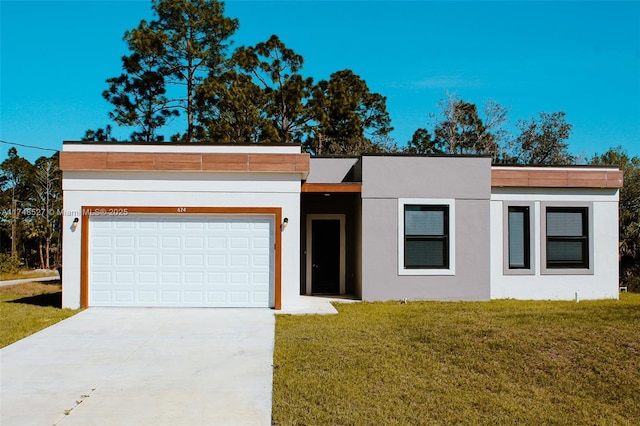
[0,148,62,272]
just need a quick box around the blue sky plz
[1,0,639,163]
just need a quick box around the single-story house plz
[59,142,623,309]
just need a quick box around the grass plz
[0,269,59,281]
[0,282,81,348]
[272,294,640,425]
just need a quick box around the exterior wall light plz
[281,217,289,231]
[71,217,79,231]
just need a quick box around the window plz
[398,198,455,275]
[545,207,589,269]
[503,202,534,275]
[404,204,449,269]
[508,206,530,269]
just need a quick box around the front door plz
[306,215,345,295]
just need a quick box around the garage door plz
[89,214,274,307]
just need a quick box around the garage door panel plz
[139,236,159,248]
[160,221,180,231]
[231,237,249,249]
[184,272,204,284]
[253,254,270,266]
[115,254,134,266]
[207,256,226,267]
[89,214,273,307]
[138,254,158,266]
[93,271,112,283]
[231,221,250,230]
[253,291,269,303]
[230,291,250,303]
[184,291,204,303]
[138,220,158,230]
[207,237,226,249]
[253,237,270,249]
[115,236,134,248]
[160,291,180,303]
[207,291,226,303]
[115,221,134,230]
[162,236,181,249]
[253,272,269,284]
[138,291,157,303]
[231,255,249,266]
[185,237,204,249]
[115,290,135,303]
[138,272,157,283]
[161,271,180,284]
[184,221,204,230]
[230,272,249,284]
[93,236,112,248]
[161,254,180,265]
[184,254,204,266]
[209,274,227,286]
[115,271,134,283]
[92,254,112,266]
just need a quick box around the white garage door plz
[89,214,274,307]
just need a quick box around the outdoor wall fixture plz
[71,217,79,231]
[280,217,289,231]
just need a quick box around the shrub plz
[0,254,22,274]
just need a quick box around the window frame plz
[540,202,594,275]
[398,198,455,276]
[502,202,535,275]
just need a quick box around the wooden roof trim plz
[60,151,310,175]
[492,168,623,188]
[301,183,362,193]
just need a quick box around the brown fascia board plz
[491,167,623,188]
[301,183,362,193]
[59,151,310,177]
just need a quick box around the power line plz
[0,139,59,152]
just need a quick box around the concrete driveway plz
[1,308,275,426]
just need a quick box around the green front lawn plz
[0,282,81,348]
[272,295,640,425]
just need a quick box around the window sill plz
[540,267,594,276]
[503,268,535,276]
[399,268,455,276]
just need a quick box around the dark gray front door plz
[311,219,341,294]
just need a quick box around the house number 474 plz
[177,207,187,213]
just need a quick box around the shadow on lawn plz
[9,291,62,308]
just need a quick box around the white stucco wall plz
[62,171,302,309]
[490,187,620,300]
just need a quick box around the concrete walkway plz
[0,274,60,286]
[1,308,275,426]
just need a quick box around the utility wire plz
[0,139,59,152]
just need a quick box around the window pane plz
[508,210,526,268]
[405,208,443,236]
[545,207,589,269]
[405,240,444,267]
[548,241,584,262]
[547,211,583,236]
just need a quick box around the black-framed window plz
[508,206,530,269]
[404,205,449,269]
[546,207,589,269]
